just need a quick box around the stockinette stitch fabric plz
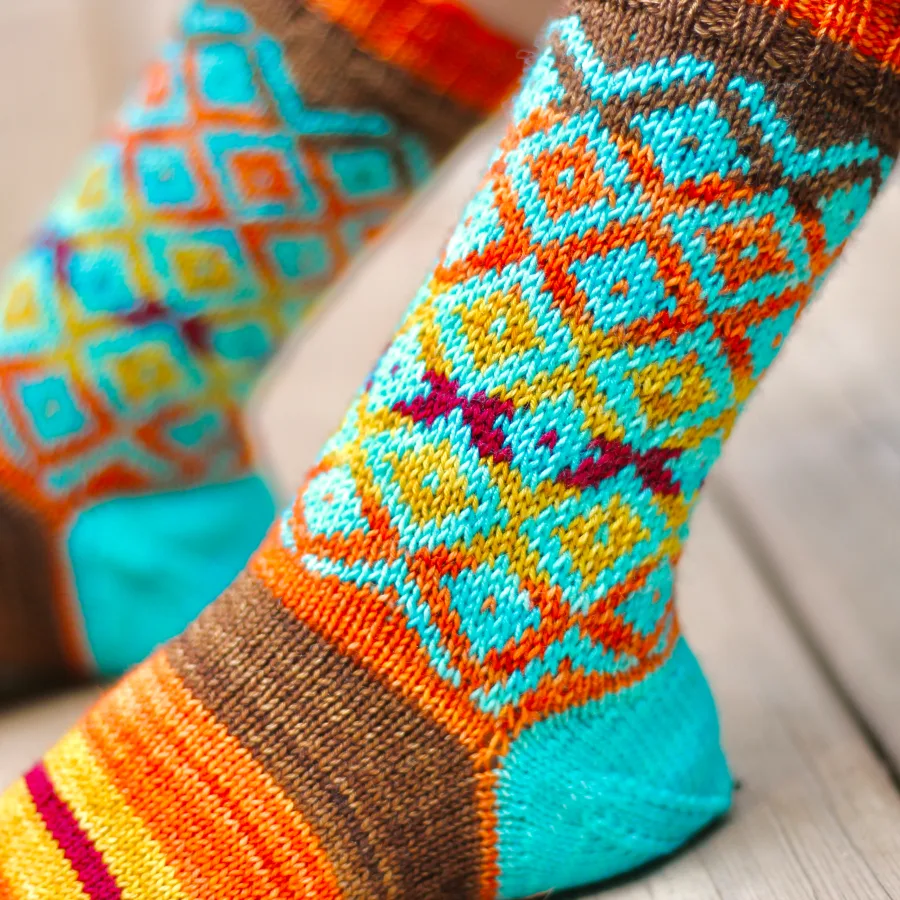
[2,0,899,896]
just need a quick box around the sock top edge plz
[572,0,900,72]
[304,0,527,114]
[569,0,900,155]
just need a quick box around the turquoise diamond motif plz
[68,247,137,314]
[19,374,89,443]
[329,148,398,200]
[136,145,201,208]
[197,42,258,106]
[269,234,332,282]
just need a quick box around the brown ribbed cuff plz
[224,0,523,160]
[571,0,900,155]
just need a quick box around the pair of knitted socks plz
[1,0,899,896]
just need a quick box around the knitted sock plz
[2,0,898,895]
[0,0,523,687]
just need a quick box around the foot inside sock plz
[2,0,899,895]
[0,0,523,684]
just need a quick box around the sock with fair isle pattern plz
[0,0,523,687]
[2,0,899,895]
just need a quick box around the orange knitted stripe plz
[757,0,900,69]
[80,655,343,899]
[307,0,524,113]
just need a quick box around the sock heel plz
[66,474,277,675]
[496,639,733,898]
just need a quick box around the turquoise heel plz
[496,639,733,898]
[67,474,277,675]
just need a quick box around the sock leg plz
[2,0,899,895]
[0,0,524,685]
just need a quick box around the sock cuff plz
[230,0,525,157]
[755,0,900,69]
[568,0,900,156]
[306,0,527,115]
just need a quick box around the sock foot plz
[0,575,730,898]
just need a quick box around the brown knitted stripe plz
[0,491,68,691]
[549,32,890,214]
[571,0,900,156]
[167,573,483,900]
[234,0,482,159]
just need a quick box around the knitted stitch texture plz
[0,0,522,685]
[2,0,899,896]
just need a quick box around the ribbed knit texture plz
[2,0,900,895]
[0,0,523,686]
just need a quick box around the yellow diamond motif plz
[456,288,545,370]
[388,440,477,527]
[110,343,184,405]
[2,279,42,330]
[552,496,650,588]
[75,164,111,212]
[631,353,716,428]
[172,246,236,294]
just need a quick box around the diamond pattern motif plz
[0,0,432,514]
[265,13,893,733]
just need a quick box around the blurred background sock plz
[0,0,524,689]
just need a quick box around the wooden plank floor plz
[2,8,900,896]
[714,178,900,770]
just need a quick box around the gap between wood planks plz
[710,478,900,795]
